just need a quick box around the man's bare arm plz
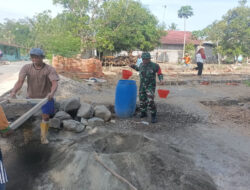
[10,78,25,98]
[47,80,58,100]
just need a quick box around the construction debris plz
[102,55,137,66]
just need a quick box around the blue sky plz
[0,0,249,31]
[142,0,249,31]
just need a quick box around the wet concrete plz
[2,103,34,122]
[4,142,53,190]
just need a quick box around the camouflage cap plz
[141,52,151,59]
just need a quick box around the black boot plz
[151,113,157,123]
[140,112,147,118]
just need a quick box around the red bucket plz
[122,70,132,79]
[157,89,170,98]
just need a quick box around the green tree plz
[185,43,195,57]
[178,5,193,58]
[96,0,165,53]
[29,11,54,48]
[53,0,102,55]
[49,13,81,57]
[221,5,250,60]
[204,21,226,64]
[238,0,247,6]
[15,10,81,58]
[32,11,81,57]
[168,23,178,30]
[192,30,206,40]
[0,0,165,58]
[0,19,33,48]
[204,4,249,64]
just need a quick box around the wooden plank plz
[0,99,43,105]
[7,99,43,104]
[10,98,48,130]
[0,100,7,105]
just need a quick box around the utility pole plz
[162,5,167,64]
[162,5,167,26]
[183,18,186,59]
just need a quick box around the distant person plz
[238,55,243,63]
[194,46,206,76]
[136,54,142,67]
[130,52,163,123]
[183,53,191,67]
[10,48,59,144]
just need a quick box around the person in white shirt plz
[136,54,142,67]
[194,46,206,76]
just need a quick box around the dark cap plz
[30,48,45,57]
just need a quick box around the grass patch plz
[243,80,250,87]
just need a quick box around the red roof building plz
[160,30,201,45]
[148,30,217,63]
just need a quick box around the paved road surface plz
[0,61,29,96]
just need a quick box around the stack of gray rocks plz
[49,97,112,133]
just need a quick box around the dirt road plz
[0,61,27,96]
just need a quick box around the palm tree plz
[238,0,247,6]
[178,5,193,58]
[168,23,178,30]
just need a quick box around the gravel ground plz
[1,68,250,190]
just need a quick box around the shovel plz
[1,98,48,130]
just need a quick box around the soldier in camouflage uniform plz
[131,52,163,123]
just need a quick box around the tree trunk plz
[216,41,221,65]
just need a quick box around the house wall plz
[103,43,217,64]
[203,45,217,63]
[158,44,183,51]
[150,49,182,63]
[151,44,183,63]
[0,44,20,61]
[151,44,217,64]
